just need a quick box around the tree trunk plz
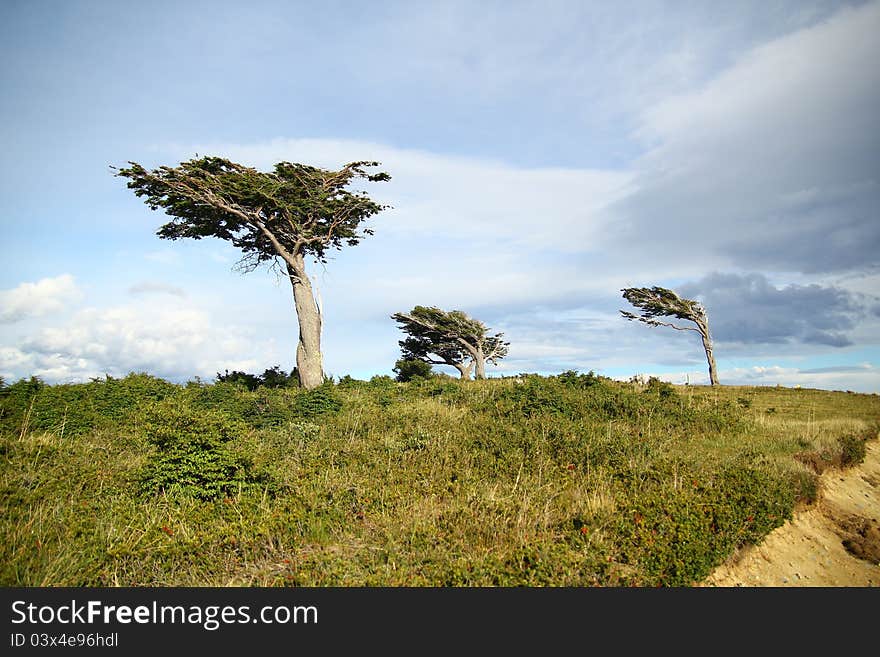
[287,256,324,389]
[474,349,486,380]
[701,333,719,386]
[454,361,474,380]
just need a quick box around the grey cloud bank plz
[609,1,880,275]
[679,272,871,347]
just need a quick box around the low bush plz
[0,373,177,438]
[393,358,433,382]
[612,462,794,586]
[292,382,343,418]
[138,400,270,500]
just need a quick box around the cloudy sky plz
[1,0,878,391]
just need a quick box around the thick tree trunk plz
[474,350,486,380]
[701,333,719,386]
[287,256,324,389]
[454,361,474,380]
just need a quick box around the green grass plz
[1,372,877,587]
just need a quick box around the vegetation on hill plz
[1,372,876,586]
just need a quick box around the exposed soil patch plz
[702,438,880,587]
[833,508,880,564]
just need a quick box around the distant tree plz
[216,369,261,391]
[217,366,297,389]
[391,306,509,380]
[392,358,433,382]
[259,365,298,388]
[620,286,719,386]
[115,156,390,389]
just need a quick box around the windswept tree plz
[391,306,509,380]
[114,156,390,389]
[620,286,719,386]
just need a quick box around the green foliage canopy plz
[114,156,391,269]
[620,286,707,329]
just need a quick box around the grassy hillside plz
[1,372,877,586]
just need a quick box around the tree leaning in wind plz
[391,306,509,380]
[115,156,390,389]
[620,286,719,386]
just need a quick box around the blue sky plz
[1,0,878,392]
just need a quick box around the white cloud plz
[158,137,634,254]
[0,274,82,323]
[0,346,32,372]
[2,297,285,384]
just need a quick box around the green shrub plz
[644,376,676,399]
[368,375,396,388]
[420,378,465,403]
[838,431,867,467]
[336,375,362,390]
[393,358,433,382]
[216,369,262,390]
[138,401,268,500]
[259,366,298,389]
[796,425,872,474]
[556,370,605,388]
[613,463,793,586]
[88,373,178,422]
[185,381,260,423]
[216,366,298,390]
[292,382,343,418]
[2,380,88,438]
[0,373,178,438]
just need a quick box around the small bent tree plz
[620,286,719,386]
[391,306,509,380]
[114,156,390,389]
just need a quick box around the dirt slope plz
[702,439,880,587]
